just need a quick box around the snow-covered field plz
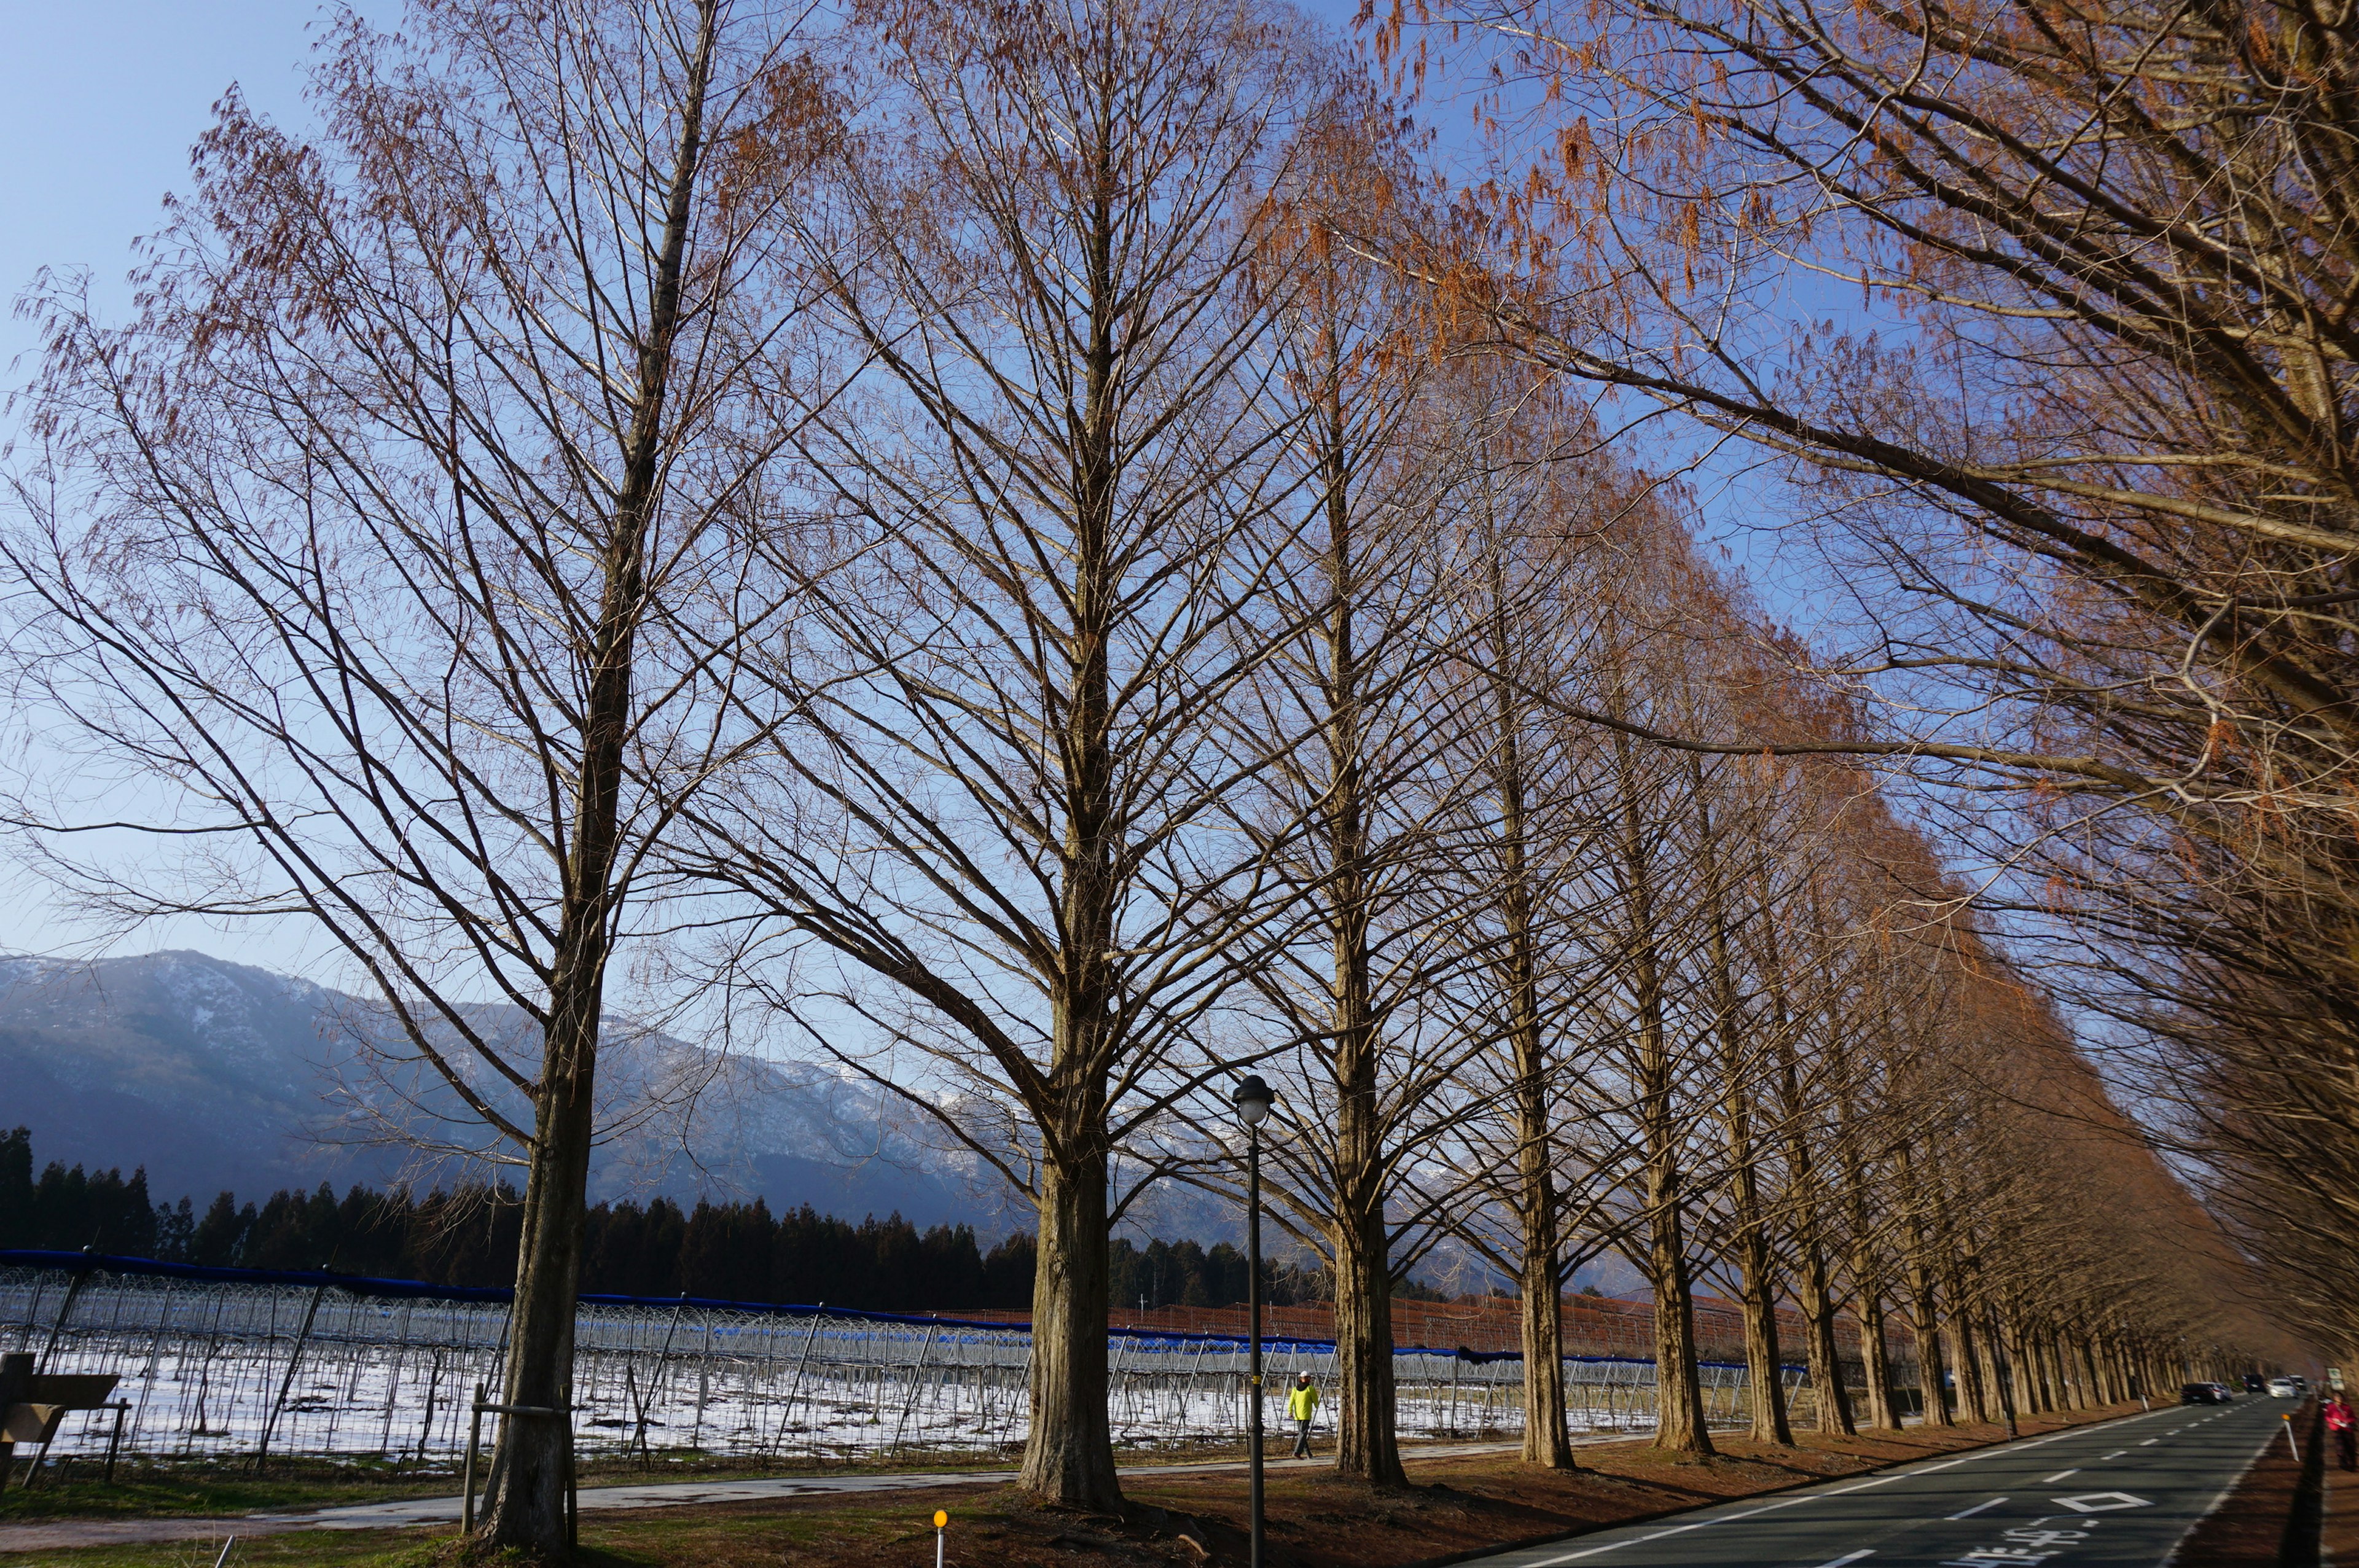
[3,1268,1777,1464]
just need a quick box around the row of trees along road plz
[0,0,2299,1550]
[1379,0,2355,1424]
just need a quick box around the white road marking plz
[1810,1554,1874,1567]
[1501,1414,2163,1565]
[2138,1438,2160,1446]
[2052,1491,2154,1513]
[2100,1450,2127,1459]
[1944,1496,2009,1519]
[2041,1470,2079,1483]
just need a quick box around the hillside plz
[0,950,1025,1229]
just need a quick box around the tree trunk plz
[1854,1283,1900,1431]
[1893,1149,1951,1427]
[1945,1294,1990,1424]
[1975,1307,2006,1423]
[1319,458,1406,1491]
[480,1036,597,1548]
[1692,763,1788,1446]
[1911,1279,1952,1426]
[1605,700,1710,1458]
[1796,1245,1856,1435]
[1020,1150,1122,1508]
[1494,609,1573,1470]
[479,9,716,1547]
[1332,1202,1406,1486]
[1737,1250,1793,1443]
[1646,1189,1715,1454]
[1519,1258,1574,1465]
[1844,1190,1900,1429]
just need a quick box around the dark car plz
[2245,1374,2267,1392]
[2182,1382,2232,1405]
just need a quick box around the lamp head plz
[1232,1073,1274,1127]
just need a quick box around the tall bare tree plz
[2,0,827,1546]
[683,0,1323,1508]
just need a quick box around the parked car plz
[2182,1382,2232,1405]
[2268,1376,2300,1397]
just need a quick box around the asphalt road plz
[1460,1398,2293,1568]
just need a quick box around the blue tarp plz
[0,1248,1785,1370]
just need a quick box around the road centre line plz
[2041,1470,2079,1483]
[1944,1496,2009,1519]
[2139,1438,2160,1445]
[1810,1553,1875,1567]
[1508,1413,2173,1566]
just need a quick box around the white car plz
[2267,1376,2300,1397]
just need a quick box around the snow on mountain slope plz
[0,950,1029,1230]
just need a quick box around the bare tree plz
[680,0,1324,1508]
[1202,126,1509,1484]
[1,0,827,1547]
[1388,0,2359,1362]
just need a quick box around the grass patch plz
[0,1405,2149,1567]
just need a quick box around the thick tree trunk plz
[1759,889,1848,1437]
[1975,1308,2006,1422]
[1896,1216,1950,1420]
[1604,714,1709,1458]
[479,10,716,1548]
[1911,1281,1952,1426]
[1646,1188,1715,1455]
[1495,638,1573,1471]
[1328,854,1402,1484]
[1945,1295,1990,1423]
[1796,1246,1855,1435]
[1736,1230,1793,1443]
[1892,1144,1951,1426]
[1331,1203,1405,1486]
[1519,1255,1574,1465]
[480,1035,597,1548]
[1308,389,1405,1491]
[2079,1332,2108,1406]
[1693,766,1786,1446]
[1855,1285,1900,1431]
[1019,1152,1122,1508]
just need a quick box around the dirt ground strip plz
[2320,1432,2359,1564]
[0,1405,2147,1568]
[2170,1399,2314,1566]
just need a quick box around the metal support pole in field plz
[103,1401,127,1483]
[37,1256,98,1373]
[462,1383,487,1535]
[767,1308,827,1455]
[252,1277,332,1473]
[890,1324,939,1456]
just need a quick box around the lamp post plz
[1232,1073,1274,1568]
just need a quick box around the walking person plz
[1288,1371,1320,1459]
[2326,1392,2357,1472]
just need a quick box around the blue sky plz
[0,2,413,378]
[0,0,1808,977]
[0,3,398,969]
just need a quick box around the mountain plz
[0,950,1033,1231]
[0,949,1635,1292]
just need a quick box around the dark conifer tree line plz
[0,1129,1364,1313]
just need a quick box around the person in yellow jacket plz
[1286,1371,1320,1457]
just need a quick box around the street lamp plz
[1232,1073,1274,1568]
